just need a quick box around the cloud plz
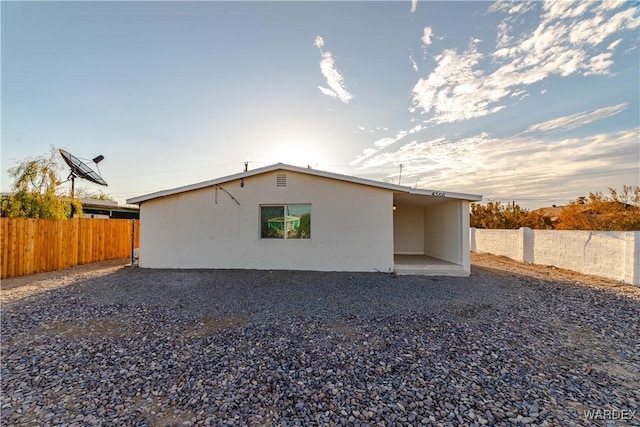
[510,89,529,99]
[421,27,433,45]
[354,129,639,203]
[607,38,622,50]
[409,56,418,72]
[410,1,640,124]
[313,35,324,49]
[411,41,510,123]
[584,51,615,76]
[350,129,411,165]
[409,51,418,72]
[488,0,537,15]
[524,103,628,133]
[374,130,408,148]
[314,36,353,104]
[496,21,512,49]
[408,124,423,133]
[350,148,379,166]
[411,0,417,14]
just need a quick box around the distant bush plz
[470,201,550,229]
[555,186,640,231]
[470,186,640,231]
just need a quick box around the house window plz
[260,204,311,239]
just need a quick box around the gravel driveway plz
[2,255,639,426]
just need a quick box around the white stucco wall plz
[139,170,394,272]
[391,200,471,273]
[423,200,466,266]
[470,228,640,285]
[469,228,526,262]
[393,206,424,254]
[532,230,629,282]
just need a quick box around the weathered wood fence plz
[1,218,140,279]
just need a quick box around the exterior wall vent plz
[276,173,287,187]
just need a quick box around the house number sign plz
[431,191,446,197]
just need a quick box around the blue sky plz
[2,1,639,208]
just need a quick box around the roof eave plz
[404,188,483,201]
[126,164,280,204]
[126,163,482,204]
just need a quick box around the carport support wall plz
[423,200,468,270]
[470,228,640,285]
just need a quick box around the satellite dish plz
[59,149,107,198]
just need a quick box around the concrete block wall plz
[470,228,639,285]
[469,228,527,262]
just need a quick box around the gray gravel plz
[2,263,639,426]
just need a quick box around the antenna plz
[398,163,403,185]
[59,149,108,199]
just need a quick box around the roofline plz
[126,163,482,204]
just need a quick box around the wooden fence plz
[1,218,140,279]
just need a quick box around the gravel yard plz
[2,254,639,426]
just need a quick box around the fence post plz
[469,227,476,253]
[522,227,534,264]
[624,231,640,286]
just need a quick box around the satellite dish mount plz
[59,149,108,199]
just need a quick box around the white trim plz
[127,163,482,204]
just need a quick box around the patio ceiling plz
[393,192,454,207]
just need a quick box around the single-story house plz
[126,163,481,276]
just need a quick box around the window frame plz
[259,204,311,240]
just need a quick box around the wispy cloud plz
[410,1,640,124]
[524,103,628,133]
[314,36,353,104]
[350,129,412,165]
[355,129,639,202]
[409,52,419,72]
[421,26,433,46]
[411,40,508,124]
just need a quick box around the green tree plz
[1,146,81,219]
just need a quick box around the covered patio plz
[392,191,475,276]
[394,255,466,276]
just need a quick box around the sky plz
[2,0,639,209]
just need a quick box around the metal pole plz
[69,176,76,218]
[130,218,135,266]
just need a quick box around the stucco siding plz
[139,196,180,268]
[393,205,425,254]
[470,228,639,285]
[139,170,394,272]
[532,230,628,281]
[423,200,463,264]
